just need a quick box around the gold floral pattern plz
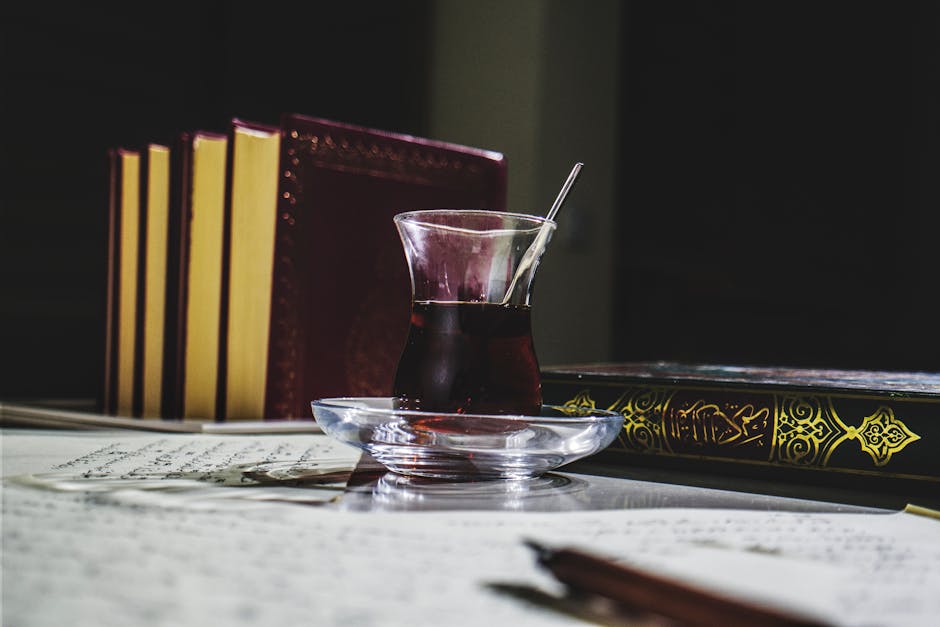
[850,406,921,466]
[563,389,922,469]
[774,396,851,466]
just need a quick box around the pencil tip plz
[523,538,552,563]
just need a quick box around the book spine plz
[179,132,229,422]
[214,131,236,422]
[219,120,280,421]
[541,376,938,484]
[131,148,150,418]
[102,150,121,415]
[140,145,171,418]
[161,133,193,420]
[114,151,141,417]
[263,125,304,420]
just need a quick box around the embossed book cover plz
[264,114,508,418]
[542,362,940,489]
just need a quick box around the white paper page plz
[0,402,322,434]
[2,431,159,477]
[3,433,362,504]
[562,508,940,625]
[0,430,348,477]
[4,467,940,627]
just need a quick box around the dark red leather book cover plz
[265,114,508,418]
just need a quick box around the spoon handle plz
[546,162,583,223]
[500,162,584,305]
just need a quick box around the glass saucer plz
[310,398,624,480]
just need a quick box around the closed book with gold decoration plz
[263,114,508,419]
[541,362,940,491]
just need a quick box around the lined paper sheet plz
[3,436,940,627]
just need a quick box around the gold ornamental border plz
[559,385,922,470]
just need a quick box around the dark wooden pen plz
[525,540,829,627]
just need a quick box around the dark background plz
[2,1,938,401]
[616,2,940,370]
[1,1,431,398]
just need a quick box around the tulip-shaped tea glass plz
[392,209,555,416]
[311,207,624,480]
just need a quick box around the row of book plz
[104,114,507,421]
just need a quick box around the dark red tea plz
[393,301,542,415]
